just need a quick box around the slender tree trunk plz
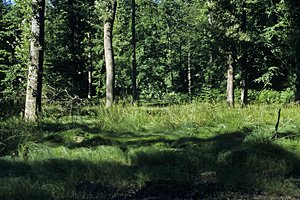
[240,0,248,106]
[167,25,173,92]
[131,0,138,103]
[226,54,234,107]
[187,49,192,96]
[207,0,213,26]
[24,0,45,121]
[104,0,117,108]
[295,39,300,101]
[207,0,213,88]
[87,31,92,99]
[88,57,92,99]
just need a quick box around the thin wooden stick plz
[275,108,281,132]
[271,108,281,140]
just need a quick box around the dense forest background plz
[0,0,300,116]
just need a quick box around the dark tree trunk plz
[295,39,300,101]
[25,0,45,121]
[131,0,138,103]
[104,0,117,108]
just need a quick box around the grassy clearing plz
[1,103,300,199]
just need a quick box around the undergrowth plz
[1,103,300,199]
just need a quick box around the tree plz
[104,0,117,108]
[226,53,234,107]
[24,0,45,120]
[131,0,137,103]
[287,0,300,101]
[240,0,248,106]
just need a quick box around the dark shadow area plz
[0,159,31,177]
[39,122,102,134]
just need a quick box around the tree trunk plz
[295,39,300,102]
[226,54,234,107]
[240,0,248,106]
[187,50,192,96]
[207,0,213,25]
[131,0,138,103]
[24,0,45,121]
[88,59,92,99]
[87,31,92,99]
[104,0,117,108]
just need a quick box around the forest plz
[1,0,300,199]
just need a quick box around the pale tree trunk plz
[104,0,117,108]
[187,49,192,96]
[167,25,173,92]
[226,54,234,107]
[87,32,92,99]
[207,0,213,26]
[207,0,213,86]
[88,55,92,99]
[131,0,138,103]
[295,39,300,102]
[24,0,45,121]
[240,0,248,106]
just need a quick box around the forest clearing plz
[1,103,300,199]
[1,0,300,199]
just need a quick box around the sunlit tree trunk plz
[131,0,138,103]
[207,0,213,87]
[88,55,92,99]
[104,0,117,108]
[227,54,234,107]
[87,31,92,99]
[24,0,45,121]
[187,49,192,96]
[240,0,248,106]
[207,0,213,26]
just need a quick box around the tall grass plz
[1,103,300,199]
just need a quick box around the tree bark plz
[295,39,300,101]
[87,32,92,99]
[24,0,45,121]
[104,0,117,108]
[207,0,213,25]
[226,54,234,107]
[240,0,248,106]
[131,0,138,103]
[88,57,92,99]
[187,50,192,96]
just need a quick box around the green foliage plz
[249,89,294,104]
[1,0,299,104]
[0,0,30,97]
[44,0,96,98]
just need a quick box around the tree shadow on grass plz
[38,122,102,134]
[1,127,300,199]
[39,122,166,148]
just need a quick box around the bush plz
[249,89,294,104]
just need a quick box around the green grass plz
[1,103,300,199]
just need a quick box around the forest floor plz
[1,103,300,199]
